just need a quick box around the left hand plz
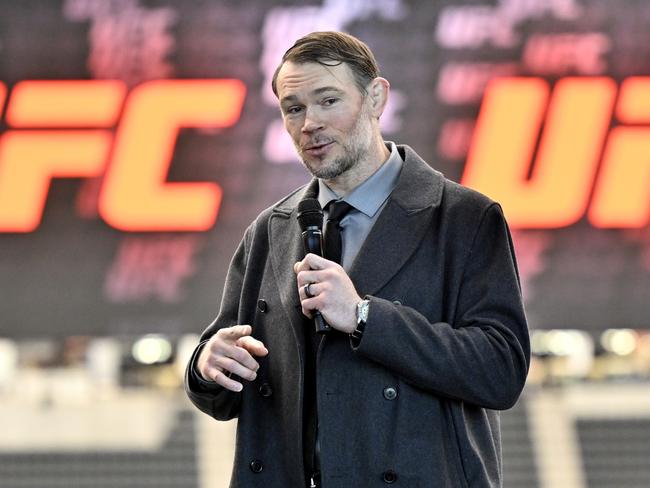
[294,253,361,334]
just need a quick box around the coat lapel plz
[268,180,320,349]
[348,201,434,296]
[349,145,445,296]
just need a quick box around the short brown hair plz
[271,31,380,97]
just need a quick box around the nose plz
[301,106,324,134]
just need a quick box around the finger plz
[300,281,321,300]
[217,324,252,343]
[303,253,331,270]
[296,269,323,288]
[294,259,314,277]
[209,368,244,392]
[236,336,269,357]
[214,355,258,381]
[301,306,314,319]
[294,254,334,276]
[197,359,222,382]
[221,343,260,371]
[300,297,319,318]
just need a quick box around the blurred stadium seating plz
[0,331,649,488]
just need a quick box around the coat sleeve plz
[353,203,530,410]
[184,225,253,420]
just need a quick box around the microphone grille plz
[297,198,323,230]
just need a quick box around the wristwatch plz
[351,299,370,343]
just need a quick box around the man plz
[185,31,530,487]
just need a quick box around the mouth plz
[303,141,334,157]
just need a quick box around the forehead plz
[276,61,358,101]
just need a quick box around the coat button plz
[382,470,398,483]
[392,299,402,306]
[249,459,263,473]
[257,299,268,312]
[383,386,398,400]
[258,383,273,398]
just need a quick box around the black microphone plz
[297,198,331,334]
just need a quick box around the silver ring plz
[304,283,315,298]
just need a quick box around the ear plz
[367,77,390,118]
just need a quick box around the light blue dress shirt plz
[317,141,404,271]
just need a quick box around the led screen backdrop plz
[0,0,648,338]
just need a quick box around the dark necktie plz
[324,200,354,264]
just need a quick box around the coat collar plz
[268,144,445,322]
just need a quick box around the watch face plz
[357,300,370,323]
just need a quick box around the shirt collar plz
[318,141,403,217]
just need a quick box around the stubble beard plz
[297,104,373,181]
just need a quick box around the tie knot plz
[326,200,354,223]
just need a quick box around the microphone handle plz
[313,312,330,334]
[301,229,331,334]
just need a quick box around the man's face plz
[275,61,375,180]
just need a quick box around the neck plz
[324,136,390,195]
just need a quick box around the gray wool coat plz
[185,145,530,488]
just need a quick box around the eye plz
[285,105,303,115]
[322,97,339,106]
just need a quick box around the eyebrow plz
[280,86,345,104]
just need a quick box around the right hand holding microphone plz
[295,253,361,334]
[197,325,268,392]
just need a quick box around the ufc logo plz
[0,79,246,232]
[462,77,650,229]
